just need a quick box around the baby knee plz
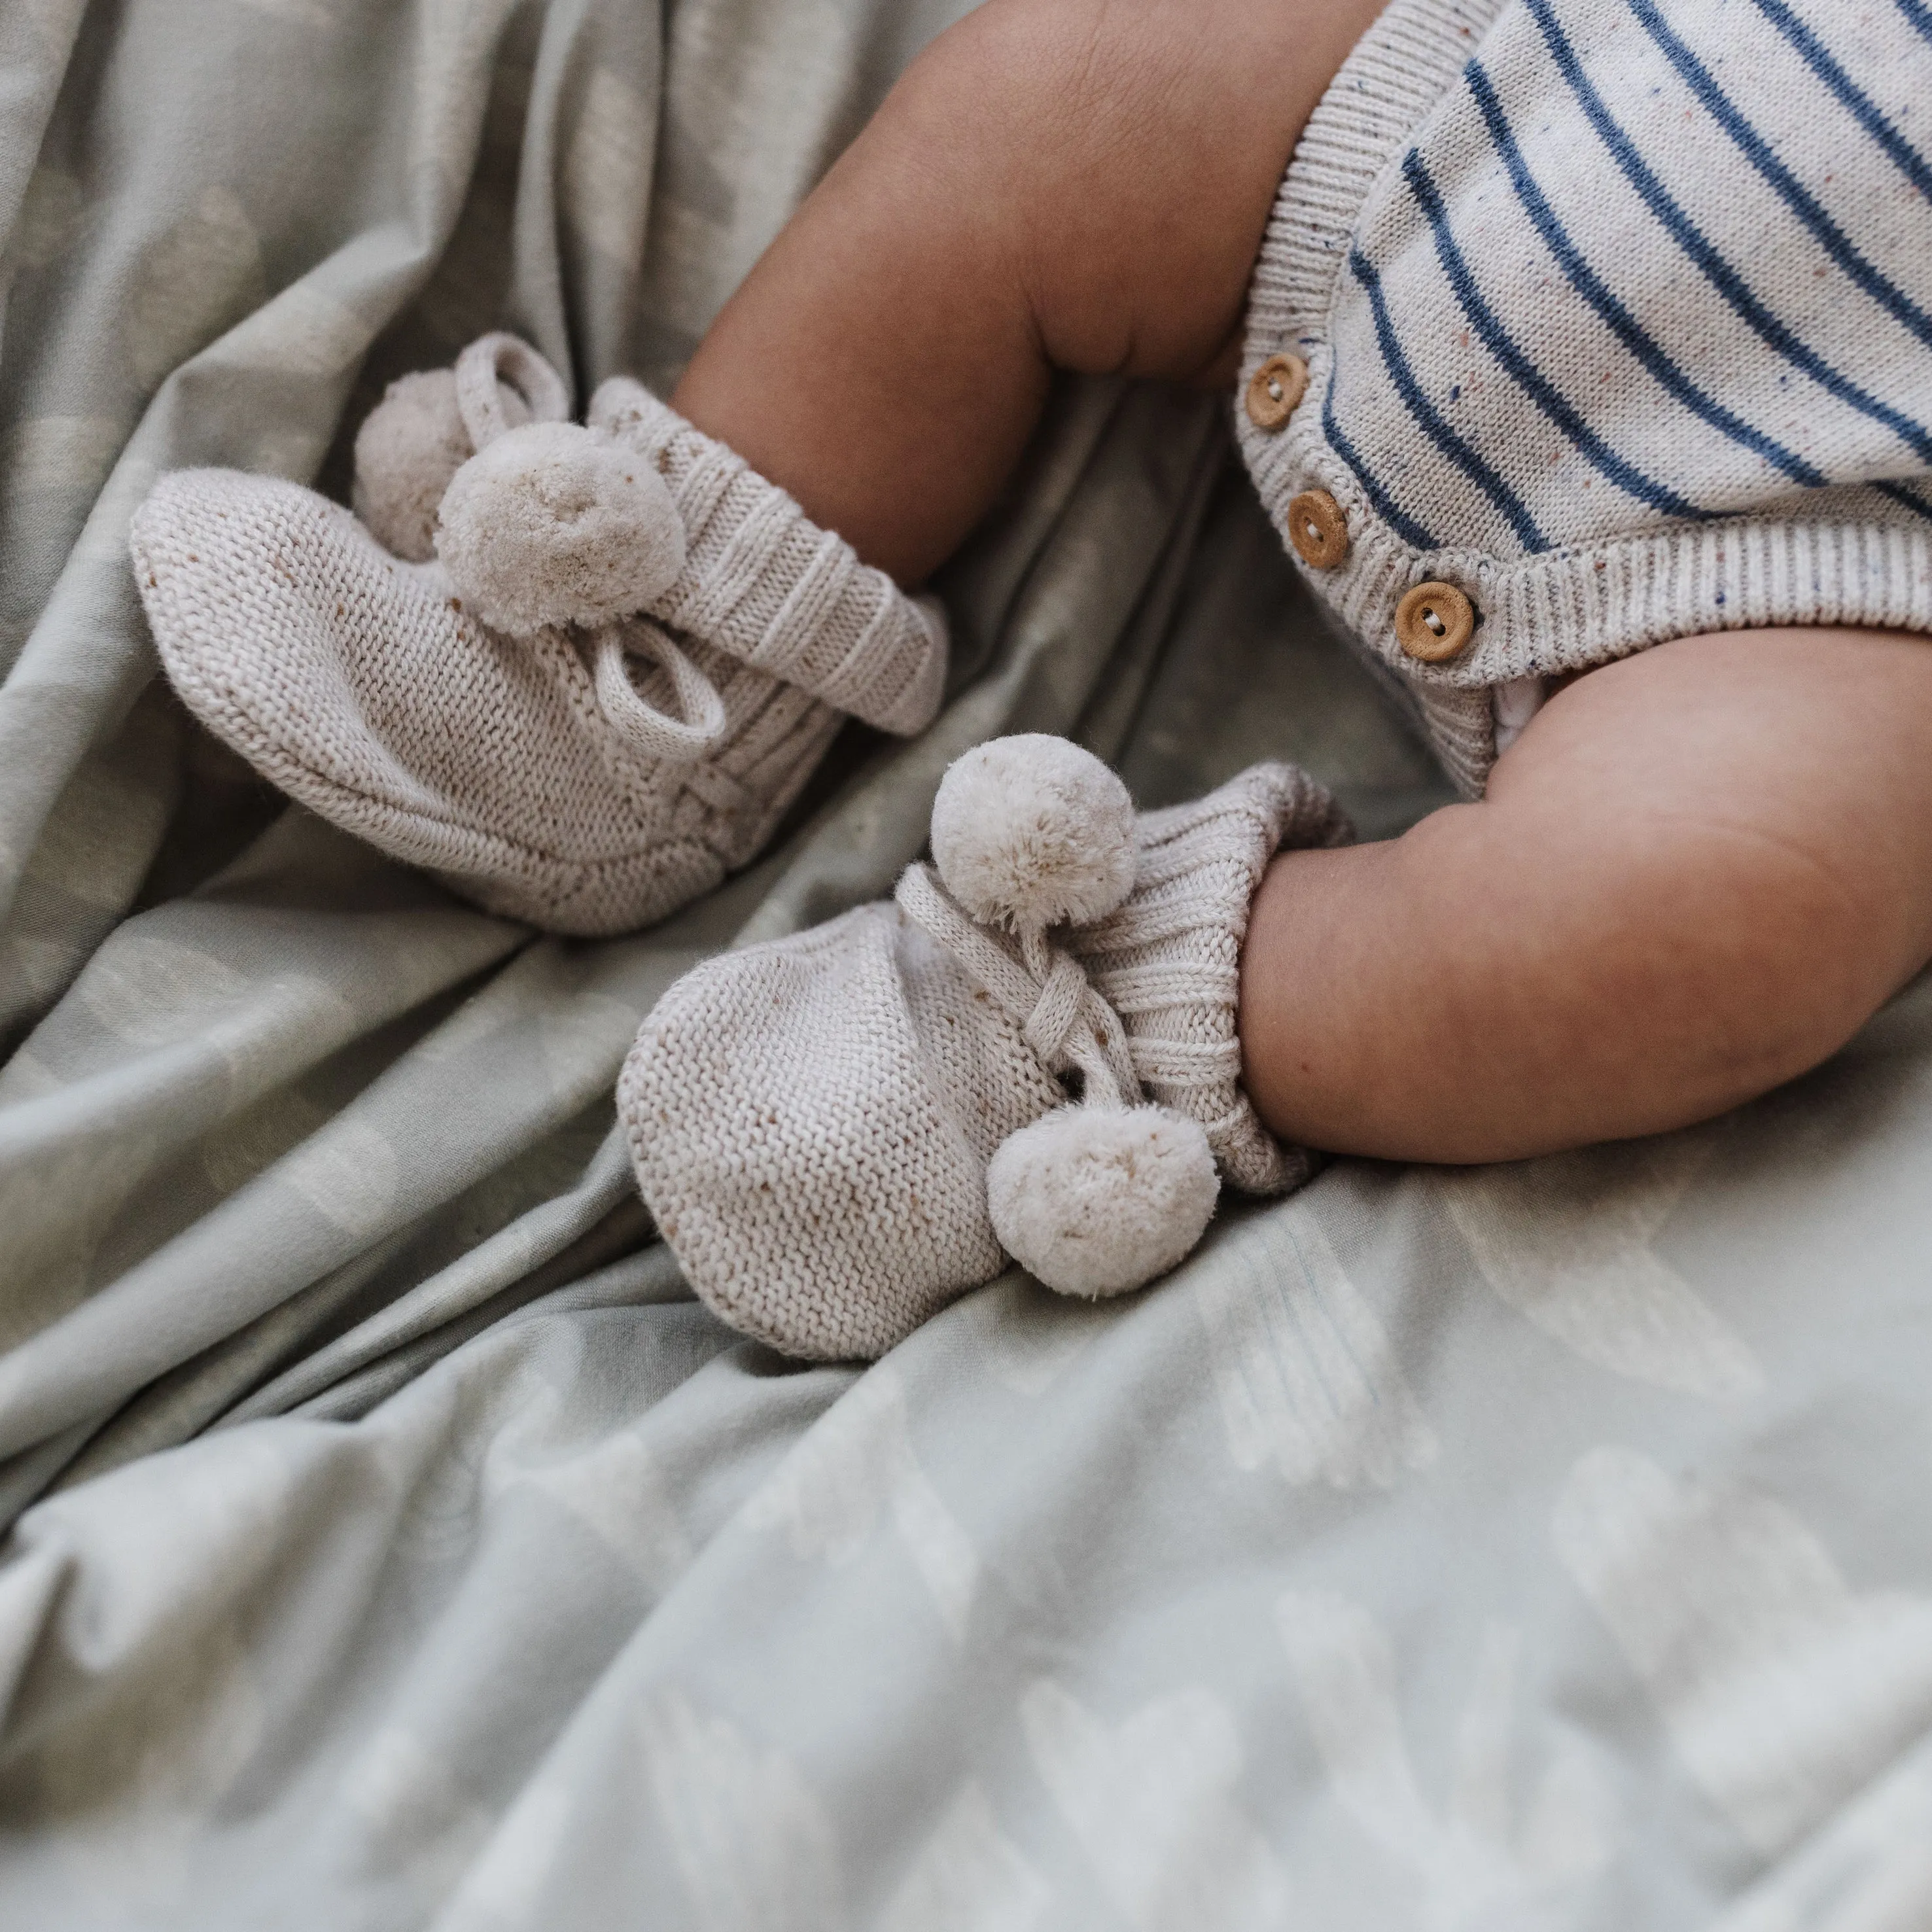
[889,0,1312,380]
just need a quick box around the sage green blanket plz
[2,1,1929,1924]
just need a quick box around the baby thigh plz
[1239,627,1932,1162]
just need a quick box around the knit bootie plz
[130,333,946,937]
[619,736,1348,1359]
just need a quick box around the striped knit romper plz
[1237,0,1932,794]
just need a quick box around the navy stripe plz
[1348,247,1551,552]
[1627,0,1932,353]
[1319,370,1441,550]
[1877,479,1932,524]
[1403,149,1710,525]
[1466,58,1831,491]
[1899,0,1932,48]
[1750,0,1932,203]
[1526,0,1932,466]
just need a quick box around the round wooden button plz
[1395,581,1476,663]
[1286,489,1348,569]
[1245,353,1307,431]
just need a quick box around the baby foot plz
[132,333,946,936]
[620,735,1347,1358]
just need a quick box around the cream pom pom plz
[987,1104,1219,1299]
[351,368,529,563]
[930,735,1136,933]
[434,420,686,635]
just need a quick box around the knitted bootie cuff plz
[589,378,947,738]
[1076,762,1352,1196]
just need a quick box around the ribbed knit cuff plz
[588,377,947,739]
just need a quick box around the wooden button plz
[1245,353,1307,431]
[1286,489,1348,569]
[1395,581,1476,663]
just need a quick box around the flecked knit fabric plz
[131,378,946,938]
[1239,0,1932,793]
[591,379,946,736]
[1078,761,1350,1195]
[620,902,1066,1360]
[620,760,1343,1359]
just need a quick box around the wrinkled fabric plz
[2,1,1929,1926]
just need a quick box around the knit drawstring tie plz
[886,735,1223,1301]
[894,862,1142,1113]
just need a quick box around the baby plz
[620,0,1932,1350]
[137,0,1932,1359]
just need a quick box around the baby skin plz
[670,0,1932,1164]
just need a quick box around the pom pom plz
[987,1104,1218,1299]
[930,735,1136,933]
[351,369,531,563]
[434,421,686,635]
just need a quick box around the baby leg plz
[671,0,1385,586]
[1240,627,1932,1163]
[668,0,1932,1166]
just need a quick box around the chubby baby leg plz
[665,0,1932,1173]
[1240,628,1932,1163]
[671,0,1383,585]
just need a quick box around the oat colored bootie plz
[130,333,946,937]
[619,736,1348,1359]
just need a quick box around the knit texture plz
[1078,760,1350,1194]
[591,378,946,736]
[434,419,687,634]
[620,758,1343,1359]
[132,365,947,937]
[1239,0,1932,793]
[350,367,530,563]
[621,902,1064,1360]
